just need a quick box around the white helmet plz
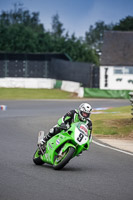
[78,103,92,121]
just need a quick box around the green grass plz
[0,88,132,138]
[91,106,133,138]
[0,88,78,100]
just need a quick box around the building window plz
[125,67,133,74]
[114,66,133,74]
[114,67,123,74]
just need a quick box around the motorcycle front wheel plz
[53,147,75,170]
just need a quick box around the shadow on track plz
[32,162,104,173]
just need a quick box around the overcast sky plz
[0,0,133,37]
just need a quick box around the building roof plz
[100,31,133,66]
[0,53,72,61]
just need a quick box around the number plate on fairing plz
[74,127,88,145]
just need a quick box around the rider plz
[40,103,93,147]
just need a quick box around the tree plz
[0,3,44,32]
[0,5,100,64]
[51,13,65,37]
[0,24,37,52]
[85,21,113,52]
[0,3,45,53]
[113,16,133,31]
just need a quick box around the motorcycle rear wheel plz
[53,147,75,170]
[33,149,44,165]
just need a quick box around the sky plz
[0,0,133,38]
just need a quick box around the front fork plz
[37,143,46,156]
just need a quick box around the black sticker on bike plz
[77,133,84,142]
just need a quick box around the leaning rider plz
[40,103,93,147]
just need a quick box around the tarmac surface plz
[0,99,133,200]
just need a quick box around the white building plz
[100,31,133,90]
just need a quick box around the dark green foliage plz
[0,4,132,65]
[51,13,65,38]
[113,16,133,31]
[85,21,113,55]
[0,4,99,64]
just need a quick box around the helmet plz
[78,103,92,121]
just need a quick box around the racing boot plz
[37,131,48,154]
[39,128,55,153]
[38,127,59,154]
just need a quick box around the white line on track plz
[92,140,133,156]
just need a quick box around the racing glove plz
[60,123,68,130]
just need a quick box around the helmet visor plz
[81,111,90,118]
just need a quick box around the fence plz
[0,53,99,88]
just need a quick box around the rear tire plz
[53,147,75,170]
[33,149,44,165]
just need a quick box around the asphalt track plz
[0,99,133,200]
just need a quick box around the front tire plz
[53,147,75,170]
[33,149,44,165]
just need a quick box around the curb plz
[92,137,133,156]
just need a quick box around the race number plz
[75,128,88,145]
[77,133,84,142]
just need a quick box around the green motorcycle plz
[33,122,91,170]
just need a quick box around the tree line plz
[0,4,133,65]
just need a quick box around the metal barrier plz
[0,53,99,88]
[129,92,133,119]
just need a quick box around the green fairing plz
[57,118,64,126]
[34,149,40,158]
[33,122,91,169]
[57,115,71,126]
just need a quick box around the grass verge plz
[0,88,78,99]
[0,88,132,138]
[91,106,133,138]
